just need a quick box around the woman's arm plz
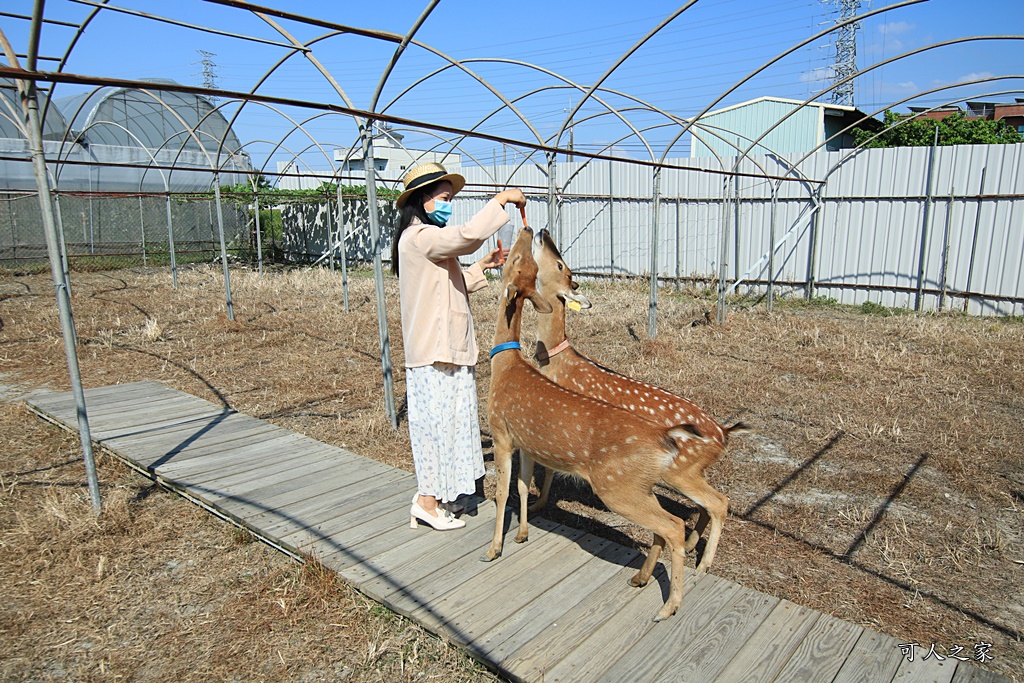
[414,190,527,262]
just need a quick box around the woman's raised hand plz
[495,189,526,209]
[478,245,506,271]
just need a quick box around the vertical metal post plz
[915,125,940,312]
[963,168,986,312]
[253,192,263,276]
[53,192,71,296]
[361,123,397,429]
[806,193,822,302]
[716,177,731,323]
[608,160,615,277]
[647,168,662,339]
[939,185,955,312]
[18,51,101,513]
[327,198,335,272]
[336,185,349,313]
[165,192,177,289]
[212,176,235,321]
[547,152,558,242]
[733,179,742,284]
[675,198,681,290]
[767,182,779,312]
[138,195,147,266]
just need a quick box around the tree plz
[852,110,1023,148]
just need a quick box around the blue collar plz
[489,341,521,358]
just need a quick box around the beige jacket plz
[397,199,510,368]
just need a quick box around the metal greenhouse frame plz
[0,0,1020,510]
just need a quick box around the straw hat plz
[396,162,465,208]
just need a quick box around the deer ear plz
[530,292,554,314]
[504,283,519,305]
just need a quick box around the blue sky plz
[2,0,1021,175]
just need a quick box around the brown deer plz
[527,227,748,565]
[486,225,724,621]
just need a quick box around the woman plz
[393,162,526,530]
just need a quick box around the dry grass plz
[1,263,1022,681]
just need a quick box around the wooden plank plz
[257,469,413,544]
[28,381,156,411]
[68,393,205,422]
[108,418,291,468]
[769,611,864,683]
[618,581,778,683]
[585,573,742,683]
[91,407,236,441]
[320,496,494,571]
[410,523,590,634]
[478,540,641,667]
[535,566,712,683]
[193,455,388,512]
[274,474,418,546]
[376,519,561,620]
[299,495,426,568]
[344,516,505,610]
[76,386,206,414]
[707,599,821,683]
[950,663,1014,683]
[83,401,230,432]
[832,628,906,683]
[149,434,324,483]
[147,443,326,501]
[343,506,523,605]
[273,487,414,561]
[501,555,674,681]
[891,650,959,683]
[438,533,634,652]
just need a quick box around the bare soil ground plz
[1,264,1021,681]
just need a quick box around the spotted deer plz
[486,225,724,621]
[527,227,748,565]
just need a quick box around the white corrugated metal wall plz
[454,143,1023,316]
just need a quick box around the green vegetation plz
[852,110,1023,148]
[211,181,402,204]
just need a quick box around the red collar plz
[535,339,571,361]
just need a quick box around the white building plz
[334,125,461,183]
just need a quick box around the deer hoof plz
[480,550,502,562]
[629,574,648,588]
[514,533,529,544]
[654,605,677,622]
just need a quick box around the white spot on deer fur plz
[625,436,637,444]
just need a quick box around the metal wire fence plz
[0,192,252,271]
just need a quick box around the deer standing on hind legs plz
[526,227,749,572]
[486,225,719,622]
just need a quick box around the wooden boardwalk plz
[25,381,1008,683]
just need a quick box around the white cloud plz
[955,72,996,84]
[879,21,915,36]
[801,67,833,84]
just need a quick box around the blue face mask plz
[426,200,453,226]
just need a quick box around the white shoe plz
[410,496,465,530]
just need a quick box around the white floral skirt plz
[405,362,485,503]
